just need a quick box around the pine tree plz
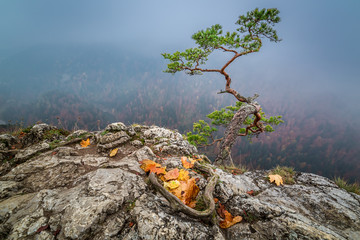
[162,8,284,166]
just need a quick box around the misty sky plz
[1,0,359,115]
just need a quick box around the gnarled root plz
[149,161,219,224]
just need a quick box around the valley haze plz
[0,0,359,182]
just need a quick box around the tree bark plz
[214,103,257,166]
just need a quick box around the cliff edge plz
[0,123,359,240]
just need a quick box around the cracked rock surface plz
[0,122,359,239]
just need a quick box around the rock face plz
[0,122,359,240]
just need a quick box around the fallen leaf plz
[181,156,196,169]
[164,168,179,181]
[216,202,242,228]
[178,169,190,181]
[140,159,166,175]
[181,178,199,205]
[219,208,242,228]
[80,138,90,148]
[169,178,199,206]
[129,222,134,227]
[164,180,180,189]
[214,198,219,203]
[247,190,254,196]
[216,202,226,218]
[269,174,283,186]
[109,148,118,157]
[19,132,26,138]
[36,225,49,233]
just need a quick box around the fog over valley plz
[1,0,359,182]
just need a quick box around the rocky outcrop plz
[0,123,359,240]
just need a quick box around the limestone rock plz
[13,142,50,164]
[105,122,127,132]
[20,124,55,147]
[66,130,89,141]
[0,134,17,150]
[97,131,130,152]
[0,122,359,240]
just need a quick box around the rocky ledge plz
[0,123,359,240]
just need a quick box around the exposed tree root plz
[149,161,219,224]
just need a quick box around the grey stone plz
[14,142,50,163]
[0,134,17,149]
[105,122,127,132]
[131,140,143,147]
[97,131,130,152]
[0,123,359,240]
[66,130,89,140]
[21,123,55,147]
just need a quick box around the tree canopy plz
[162,8,283,166]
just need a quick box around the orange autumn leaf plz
[181,178,199,205]
[217,202,242,228]
[269,174,283,186]
[169,178,199,206]
[219,213,242,228]
[109,148,118,157]
[140,159,166,175]
[181,156,196,169]
[219,209,241,228]
[164,168,179,181]
[214,198,219,204]
[178,169,190,181]
[80,138,90,148]
[247,190,254,196]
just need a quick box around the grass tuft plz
[270,165,295,184]
[334,177,360,195]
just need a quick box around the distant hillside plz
[0,45,359,182]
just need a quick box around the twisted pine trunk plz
[214,103,257,166]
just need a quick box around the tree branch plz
[217,46,238,54]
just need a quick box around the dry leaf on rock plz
[109,148,118,157]
[269,174,283,186]
[164,168,179,181]
[181,178,200,205]
[217,202,242,228]
[178,169,190,181]
[140,159,166,175]
[80,138,90,148]
[164,180,180,189]
[247,190,254,196]
[181,156,196,169]
[168,178,199,206]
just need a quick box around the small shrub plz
[100,130,109,136]
[43,129,70,141]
